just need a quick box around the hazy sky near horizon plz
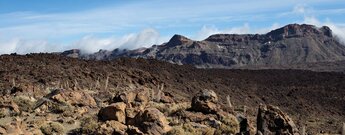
[0,0,345,54]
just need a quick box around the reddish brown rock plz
[97,121,127,135]
[98,102,127,123]
[52,91,97,107]
[134,108,171,135]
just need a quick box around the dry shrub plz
[149,102,190,116]
[166,123,215,135]
[13,95,35,112]
[79,116,99,134]
[40,122,64,135]
[214,114,240,135]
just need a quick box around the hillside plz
[0,54,345,134]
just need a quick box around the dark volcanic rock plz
[256,105,299,135]
[191,89,220,114]
[165,34,192,47]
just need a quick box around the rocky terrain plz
[61,24,345,69]
[0,54,345,134]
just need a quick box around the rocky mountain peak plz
[165,34,192,47]
[61,49,81,58]
[266,24,332,40]
[204,34,254,42]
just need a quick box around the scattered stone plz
[256,105,300,135]
[97,121,127,135]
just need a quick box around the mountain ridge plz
[61,23,345,68]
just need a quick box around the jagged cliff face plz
[62,24,345,68]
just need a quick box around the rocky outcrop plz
[52,90,97,107]
[97,89,172,135]
[191,89,220,114]
[112,89,149,118]
[256,105,299,135]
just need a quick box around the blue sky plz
[0,0,345,54]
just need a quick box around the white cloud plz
[303,16,345,44]
[194,23,282,40]
[0,38,63,54]
[0,28,169,54]
[194,24,251,40]
[72,28,168,53]
[291,4,345,44]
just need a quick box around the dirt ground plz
[0,53,344,133]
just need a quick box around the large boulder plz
[256,105,299,135]
[191,89,220,114]
[134,108,172,135]
[98,102,127,123]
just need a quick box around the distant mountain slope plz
[62,24,345,68]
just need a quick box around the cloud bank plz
[0,28,169,54]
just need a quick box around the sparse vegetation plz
[216,114,240,135]
[301,125,306,135]
[79,116,98,134]
[13,95,35,112]
[150,102,190,115]
[40,122,64,135]
[166,123,215,135]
